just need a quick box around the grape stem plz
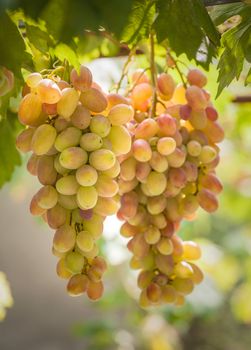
[149,31,157,118]
[115,46,136,93]
[167,51,187,88]
[127,67,151,93]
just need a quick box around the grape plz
[120,222,138,238]
[120,157,137,181]
[56,175,79,195]
[156,237,173,255]
[172,278,194,295]
[187,69,207,88]
[135,162,151,182]
[95,174,119,197]
[172,84,187,104]
[31,124,57,155]
[185,85,207,110]
[35,185,58,209]
[26,72,43,88]
[205,106,218,121]
[132,139,152,162]
[108,104,134,125]
[70,65,92,91]
[16,127,34,153]
[173,261,193,278]
[144,225,161,244]
[59,147,88,169]
[65,251,85,274]
[37,78,62,104]
[53,224,76,253]
[94,197,119,216]
[77,186,98,210]
[161,285,177,303]
[82,214,104,239]
[37,155,57,185]
[58,194,78,210]
[157,137,176,156]
[56,258,73,279]
[149,151,168,172]
[187,140,201,157]
[199,173,223,194]
[57,87,79,119]
[157,114,177,136]
[89,149,115,171]
[54,154,69,175]
[54,126,82,152]
[71,105,91,130]
[108,125,132,155]
[42,103,57,115]
[67,274,89,296]
[107,93,130,108]
[119,192,138,219]
[30,196,46,216]
[151,213,167,229]
[131,69,150,84]
[146,282,162,303]
[76,164,98,186]
[157,73,176,100]
[137,271,154,289]
[197,189,218,212]
[27,153,40,176]
[134,118,159,139]
[167,147,186,168]
[80,88,107,113]
[169,168,187,188]
[18,93,43,126]
[54,117,70,133]
[76,231,94,252]
[80,133,103,152]
[182,241,201,260]
[86,280,104,300]
[180,104,192,120]
[131,83,152,111]
[47,204,68,229]
[199,145,217,164]
[189,263,204,284]
[128,234,149,258]
[119,178,138,194]
[147,195,167,215]
[145,171,167,196]
[90,115,111,138]
[190,109,207,130]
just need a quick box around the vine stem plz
[115,46,136,93]
[167,51,187,88]
[149,31,157,118]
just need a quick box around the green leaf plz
[210,3,248,26]
[122,0,155,45]
[54,43,80,70]
[245,66,251,84]
[0,11,32,77]
[25,23,53,54]
[0,117,21,188]
[154,0,220,68]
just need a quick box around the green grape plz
[53,224,76,253]
[56,175,79,195]
[108,125,131,155]
[76,231,94,252]
[58,194,78,210]
[59,147,88,169]
[95,174,119,197]
[90,115,111,138]
[57,87,79,119]
[77,186,98,210]
[89,149,115,171]
[71,105,91,130]
[65,251,85,274]
[54,127,82,152]
[76,165,98,186]
[35,185,58,209]
[31,124,57,155]
[56,258,73,279]
[80,133,103,152]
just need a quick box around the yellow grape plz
[144,225,161,244]
[31,124,57,155]
[70,65,92,91]
[67,274,89,296]
[76,164,98,186]
[65,251,85,274]
[147,195,167,215]
[94,197,119,216]
[189,263,204,284]
[26,72,42,88]
[54,154,69,175]
[173,261,193,278]
[80,88,107,113]
[58,194,78,210]
[95,174,119,197]
[108,103,134,125]
[161,285,177,304]
[77,186,98,210]
[108,125,131,155]
[82,214,104,239]
[16,127,34,153]
[199,145,217,164]
[157,137,176,156]
[35,185,58,209]
[54,126,82,152]
[18,93,43,126]
[187,140,201,157]
[156,237,173,255]
[89,149,115,171]
[132,139,152,162]
[149,151,168,172]
[134,118,159,140]
[56,175,79,195]
[80,133,103,152]
[102,159,120,178]
[59,147,88,169]
[53,224,76,253]
[56,258,73,279]
[76,231,94,252]
[172,278,194,295]
[57,87,79,119]
[182,241,201,260]
[120,157,137,181]
[145,171,167,196]
[54,116,70,133]
[37,78,62,104]
[71,105,91,130]
[37,155,57,185]
[90,115,111,138]
[146,282,162,303]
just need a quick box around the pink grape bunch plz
[16,64,134,300]
[117,68,224,307]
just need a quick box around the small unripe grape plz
[16,127,34,153]
[77,186,98,210]
[58,194,78,210]
[31,124,57,155]
[108,125,132,155]
[76,231,94,252]
[132,139,152,162]
[56,175,79,195]
[149,151,168,172]
[67,274,89,296]
[57,87,79,119]
[53,224,76,253]
[37,78,62,104]
[59,147,88,169]
[108,104,134,125]
[37,155,57,185]
[145,171,167,196]
[157,73,176,100]
[47,204,68,229]
[80,88,107,113]
[56,258,73,279]
[146,282,162,303]
[144,225,161,244]
[89,149,115,171]
[90,115,111,138]
[87,280,104,301]
[35,185,58,209]
[187,69,207,88]
[70,65,92,91]
[157,137,176,156]
[157,114,177,136]
[71,105,91,130]
[18,93,43,126]
[134,118,159,140]
[26,72,42,88]
[95,174,119,197]
[199,145,217,164]
[182,241,201,260]
[65,251,85,274]
[76,164,98,186]
[185,85,207,110]
[55,126,82,152]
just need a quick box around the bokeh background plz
[1,57,251,350]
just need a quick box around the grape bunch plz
[16,64,133,300]
[118,68,223,307]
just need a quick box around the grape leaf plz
[245,67,251,85]
[25,23,54,54]
[210,3,248,25]
[0,117,21,188]
[54,43,80,70]
[0,11,32,77]
[154,0,220,68]
[122,0,155,45]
